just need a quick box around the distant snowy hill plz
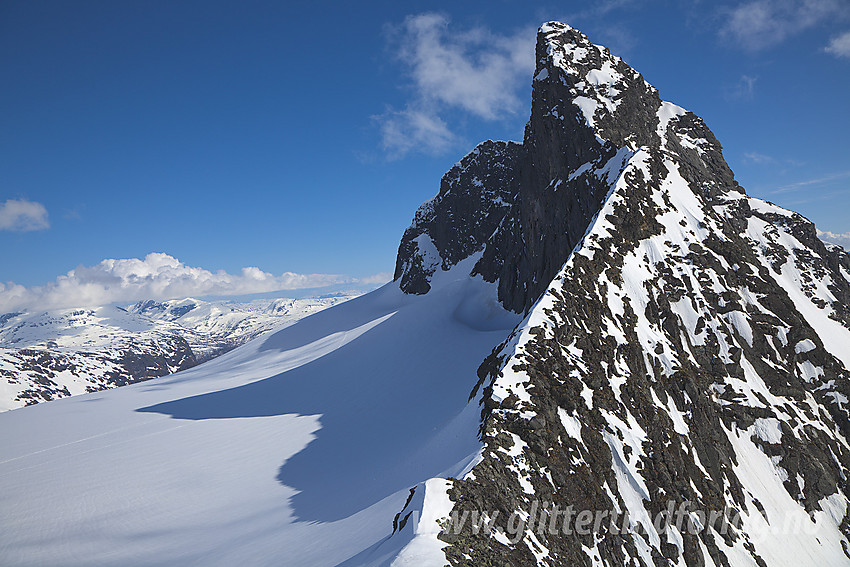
[127,295,359,361]
[2,21,850,567]
[818,229,850,251]
[0,294,357,411]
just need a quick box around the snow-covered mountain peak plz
[2,20,850,567]
[533,21,660,148]
[395,22,740,315]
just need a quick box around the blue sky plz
[1,0,849,309]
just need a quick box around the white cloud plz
[376,13,535,158]
[725,74,758,100]
[0,253,360,312]
[395,14,535,120]
[744,151,774,164]
[720,0,844,51]
[768,170,850,194]
[0,199,49,232]
[558,0,636,23]
[825,31,850,58]
[817,229,850,249]
[375,107,456,158]
[583,0,634,18]
[356,272,393,285]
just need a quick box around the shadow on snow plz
[138,281,517,523]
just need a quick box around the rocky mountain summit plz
[396,21,850,567]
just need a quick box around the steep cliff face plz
[395,23,732,314]
[395,140,522,296]
[395,21,850,567]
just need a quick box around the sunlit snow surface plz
[0,258,519,566]
[0,294,358,412]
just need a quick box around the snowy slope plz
[0,262,519,566]
[2,20,850,567]
[0,295,355,412]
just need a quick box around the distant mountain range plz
[0,293,357,411]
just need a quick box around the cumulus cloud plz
[817,229,850,249]
[375,13,535,158]
[0,253,366,312]
[720,0,844,51]
[825,31,850,58]
[0,199,50,232]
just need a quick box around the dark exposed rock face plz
[396,24,697,314]
[394,21,850,567]
[395,140,522,296]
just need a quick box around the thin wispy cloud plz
[743,151,774,164]
[556,0,637,29]
[375,13,535,159]
[374,107,456,157]
[720,0,844,51]
[825,31,850,58]
[782,187,850,206]
[725,74,758,100]
[564,0,635,19]
[0,199,50,232]
[768,170,850,194]
[0,253,381,312]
